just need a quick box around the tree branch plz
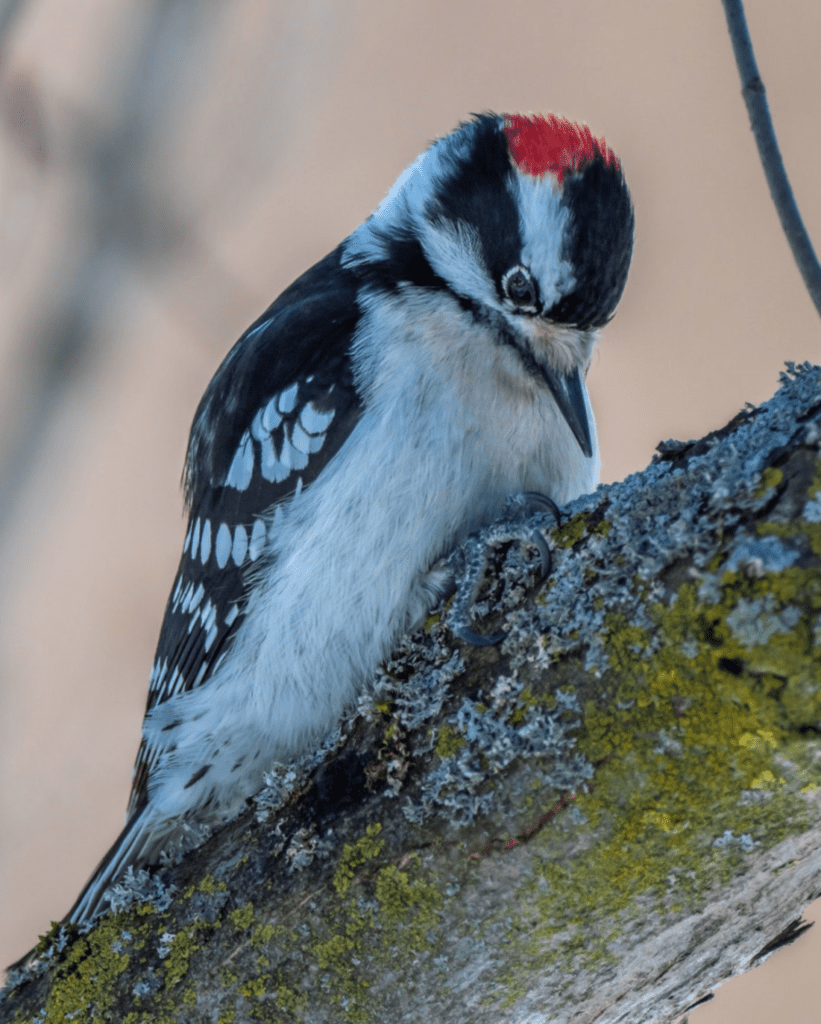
[720,0,821,317]
[3,363,821,1023]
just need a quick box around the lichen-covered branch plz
[3,364,821,1024]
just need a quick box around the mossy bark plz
[3,364,821,1024]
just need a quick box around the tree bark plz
[3,363,821,1024]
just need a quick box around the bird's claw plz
[452,624,506,646]
[446,492,561,646]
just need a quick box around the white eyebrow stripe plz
[510,172,575,309]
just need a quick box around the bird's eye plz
[502,266,538,310]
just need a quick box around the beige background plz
[0,1,819,1019]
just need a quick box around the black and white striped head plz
[343,112,634,455]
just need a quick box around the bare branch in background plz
[0,0,25,57]
[720,0,821,318]
[0,0,347,540]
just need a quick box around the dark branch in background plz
[720,0,821,318]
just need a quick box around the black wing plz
[128,246,363,815]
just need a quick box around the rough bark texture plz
[3,363,821,1024]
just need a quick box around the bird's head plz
[343,112,634,458]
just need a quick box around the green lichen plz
[250,922,276,948]
[374,860,442,947]
[757,457,821,556]
[755,465,783,497]
[180,873,227,900]
[308,826,445,1023]
[239,976,267,998]
[760,518,821,558]
[230,903,255,931]
[499,562,819,1003]
[435,722,465,758]
[163,920,213,989]
[38,912,132,1022]
[553,512,589,549]
[332,823,384,897]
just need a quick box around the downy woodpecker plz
[69,112,633,923]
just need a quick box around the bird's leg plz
[447,492,561,646]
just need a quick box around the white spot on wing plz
[202,600,217,631]
[277,382,298,414]
[191,518,202,557]
[225,603,240,627]
[150,658,167,687]
[232,524,248,566]
[290,420,313,455]
[249,518,266,560]
[182,524,192,555]
[226,433,254,491]
[294,477,303,497]
[178,582,193,613]
[299,402,335,435]
[260,434,290,483]
[200,520,212,563]
[215,523,232,568]
[193,662,209,687]
[306,431,326,454]
[262,397,282,431]
[250,409,267,443]
[280,430,309,471]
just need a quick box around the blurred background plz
[0,0,819,1018]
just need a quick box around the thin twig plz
[720,0,821,318]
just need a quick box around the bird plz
[68,111,634,925]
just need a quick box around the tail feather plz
[65,806,170,925]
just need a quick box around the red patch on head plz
[503,113,618,184]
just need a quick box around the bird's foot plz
[447,492,561,646]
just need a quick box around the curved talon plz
[530,528,552,580]
[454,624,506,646]
[519,491,562,526]
[446,492,559,648]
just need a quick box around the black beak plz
[538,364,593,458]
